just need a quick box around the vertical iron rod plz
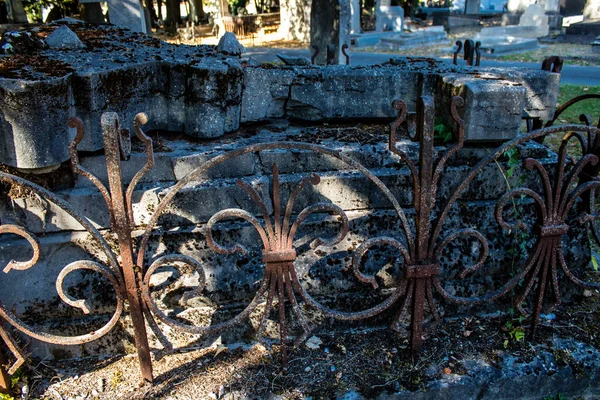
[410,278,426,355]
[101,113,154,383]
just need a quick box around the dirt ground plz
[1,288,595,400]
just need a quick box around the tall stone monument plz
[310,0,351,65]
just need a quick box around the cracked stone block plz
[287,66,421,120]
[481,67,561,121]
[439,74,526,142]
[185,60,243,137]
[241,67,295,123]
[72,62,167,151]
[0,75,73,169]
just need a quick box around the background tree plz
[165,0,181,32]
[188,0,205,22]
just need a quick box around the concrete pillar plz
[310,0,351,65]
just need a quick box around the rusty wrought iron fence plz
[0,90,599,393]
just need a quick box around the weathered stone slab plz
[0,75,73,170]
[172,152,258,180]
[439,73,526,142]
[241,67,296,122]
[376,27,449,50]
[185,59,243,137]
[287,66,421,120]
[480,67,561,121]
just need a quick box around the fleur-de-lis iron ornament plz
[496,131,600,338]
[204,164,349,368]
[349,95,492,355]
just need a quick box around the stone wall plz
[0,21,561,170]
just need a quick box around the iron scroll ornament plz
[0,112,156,385]
[0,173,126,376]
[136,142,415,368]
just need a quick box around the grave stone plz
[518,3,550,37]
[310,0,350,65]
[375,6,404,32]
[507,0,535,12]
[80,0,148,33]
[465,0,481,14]
[593,36,600,54]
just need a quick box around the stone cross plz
[310,0,351,65]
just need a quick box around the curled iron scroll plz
[0,171,125,347]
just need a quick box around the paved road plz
[245,47,600,86]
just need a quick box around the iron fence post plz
[101,114,154,383]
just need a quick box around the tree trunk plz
[157,0,163,20]
[193,0,205,22]
[81,3,107,23]
[165,0,181,32]
[6,0,27,23]
[145,0,158,26]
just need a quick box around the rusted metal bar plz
[342,43,350,65]
[453,41,462,65]
[0,350,11,396]
[101,113,153,383]
[464,39,475,66]
[311,45,319,65]
[541,55,563,73]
